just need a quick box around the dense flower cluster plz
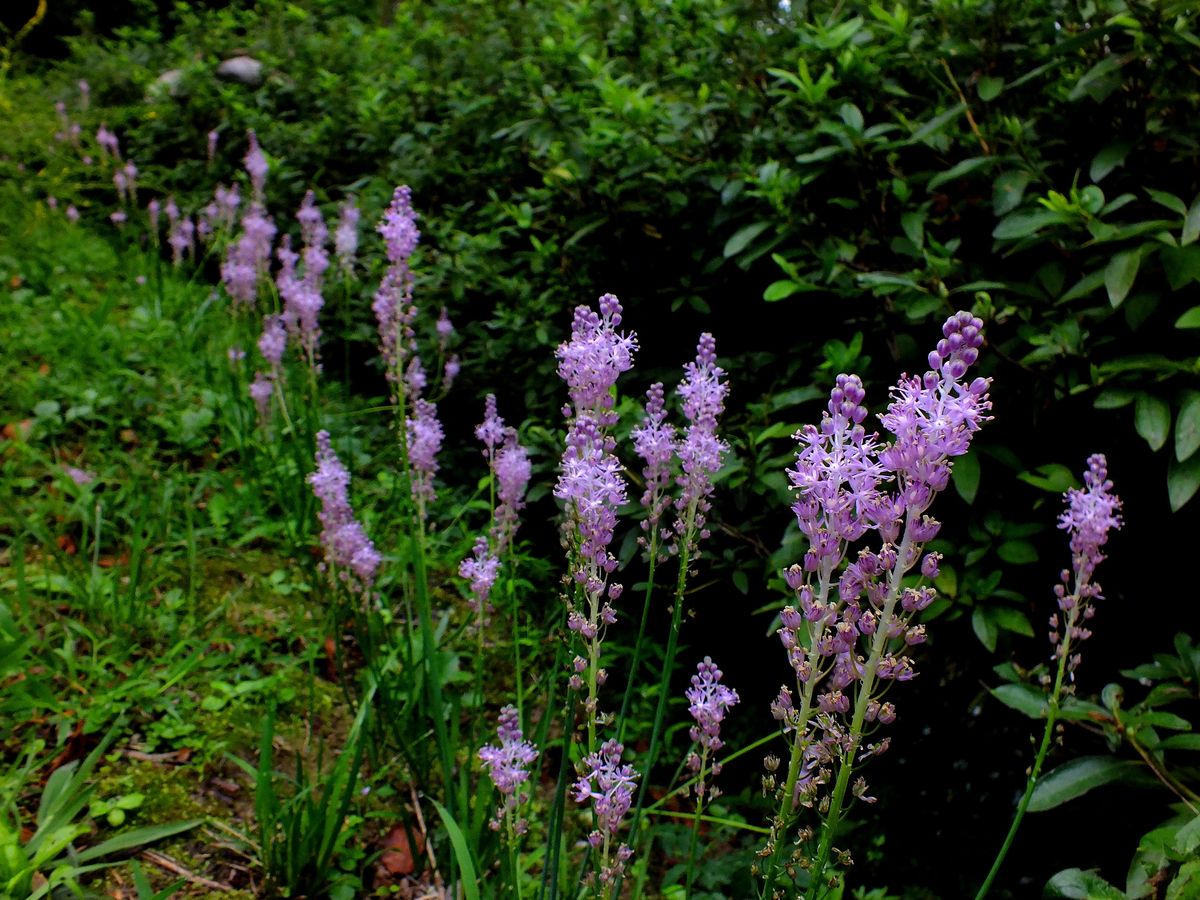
[572,739,639,884]
[1050,454,1122,674]
[407,398,443,512]
[459,536,500,623]
[685,657,739,795]
[763,312,992,882]
[673,333,728,557]
[631,382,676,547]
[308,431,381,594]
[478,706,538,834]
[374,185,421,379]
[335,199,360,274]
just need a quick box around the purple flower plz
[309,430,382,592]
[214,183,240,229]
[442,355,460,392]
[95,124,119,158]
[258,314,287,369]
[459,536,500,621]
[65,206,79,223]
[493,431,531,552]
[222,203,276,307]
[555,293,637,422]
[878,311,992,523]
[631,382,677,541]
[686,656,739,761]
[374,186,421,378]
[673,333,729,555]
[479,705,538,833]
[147,198,160,233]
[436,307,454,350]
[168,217,195,265]
[78,80,89,107]
[63,465,95,486]
[476,394,506,456]
[207,129,219,162]
[249,372,273,420]
[1059,454,1122,583]
[334,199,359,274]
[244,130,269,202]
[573,739,639,882]
[276,235,323,368]
[110,211,126,227]
[406,399,443,511]
[1050,454,1122,670]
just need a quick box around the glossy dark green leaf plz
[1029,757,1135,812]
[1168,455,1200,512]
[952,450,980,504]
[1134,393,1170,452]
[1046,867,1126,899]
[993,171,1031,216]
[1176,306,1200,329]
[1176,393,1200,462]
[723,222,770,258]
[977,76,1004,101]
[991,683,1047,718]
[972,607,997,652]
[1104,249,1140,307]
[1184,193,1200,245]
[1090,142,1131,182]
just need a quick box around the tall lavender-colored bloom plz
[476,394,506,458]
[334,199,360,274]
[1050,454,1122,673]
[374,186,421,379]
[686,657,739,787]
[673,333,728,556]
[631,382,676,548]
[478,706,538,834]
[207,129,219,162]
[245,130,268,202]
[258,315,287,370]
[222,203,276,307]
[494,431,531,553]
[309,431,382,593]
[406,398,443,513]
[275,194,328,368]
[555,294,637,724]
[460,536,500,622]
[249,372,273,422]
[95,124,119,159]
[573,739,639,885]
[168,217,195,265]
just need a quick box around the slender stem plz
[629,507,695,850]
[684,748,707,899]
[650,809,772,834]
[510,559,525,724]
[974,630,1072,900]
[617,535,659,743]
[645,732,779,814]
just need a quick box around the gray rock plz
[147,68,184,99]
[216,56,264,87]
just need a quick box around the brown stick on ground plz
[139,849,235,892]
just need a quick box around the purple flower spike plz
[258,314,287,369]
[686,657,739,759]
[335,199,360,274]
[244,130,268,202]
[459,535,500,622]
[407,399,443,511]
[374,186,421,379]
[309,431,381,593]
[674,333,729,555]
[631,382,676,541]
[494,430,531,553]
[476,395,506,456]
[479,705,538,834]
[573,739,639,884]
[1050,455,1122,672]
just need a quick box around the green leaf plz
[996,540,1037,564]
[1147,188,1188,216]
[428,797,481,900]
[1176,306,1200,329]
[1176,393,1200,462]
[1167,860,1200,900]
[1093,389,1137,410]
[1068,55,1126,103]
[763,279,818,301]
[908,102,966,145]
[928,156,992,192]
[952,450,980,504]
[1161,734,1200,751]
[723,222,770,258]
[1159,246,1200,290]
[1059,270,1105,303]
[76,820,202,863]
[1134,393,1171,452]
[1046,867,1126,899]
[1168,455,1200,512]
[991,606,1034,637]
[973,607,997,652]
[1029,756,1134,812]
[993,210,1058,240]
[1174,816,1200,855]
[1090,142,1131,182]
[839,102,864,132]
[1017,464,1076,493]
[991,683,1048,719]
[993,171,1032,216]
[977,75,1004,101]
[1184,193,1200,245]
[1104,249,1140,307]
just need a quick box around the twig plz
[139,848,235,892]
[409,782,443,889]
[939,58,991,156]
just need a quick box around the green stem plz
[617,535,659,743]
[629,507,695,851]
[974,614,1076,899]
[684,748,707,899]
